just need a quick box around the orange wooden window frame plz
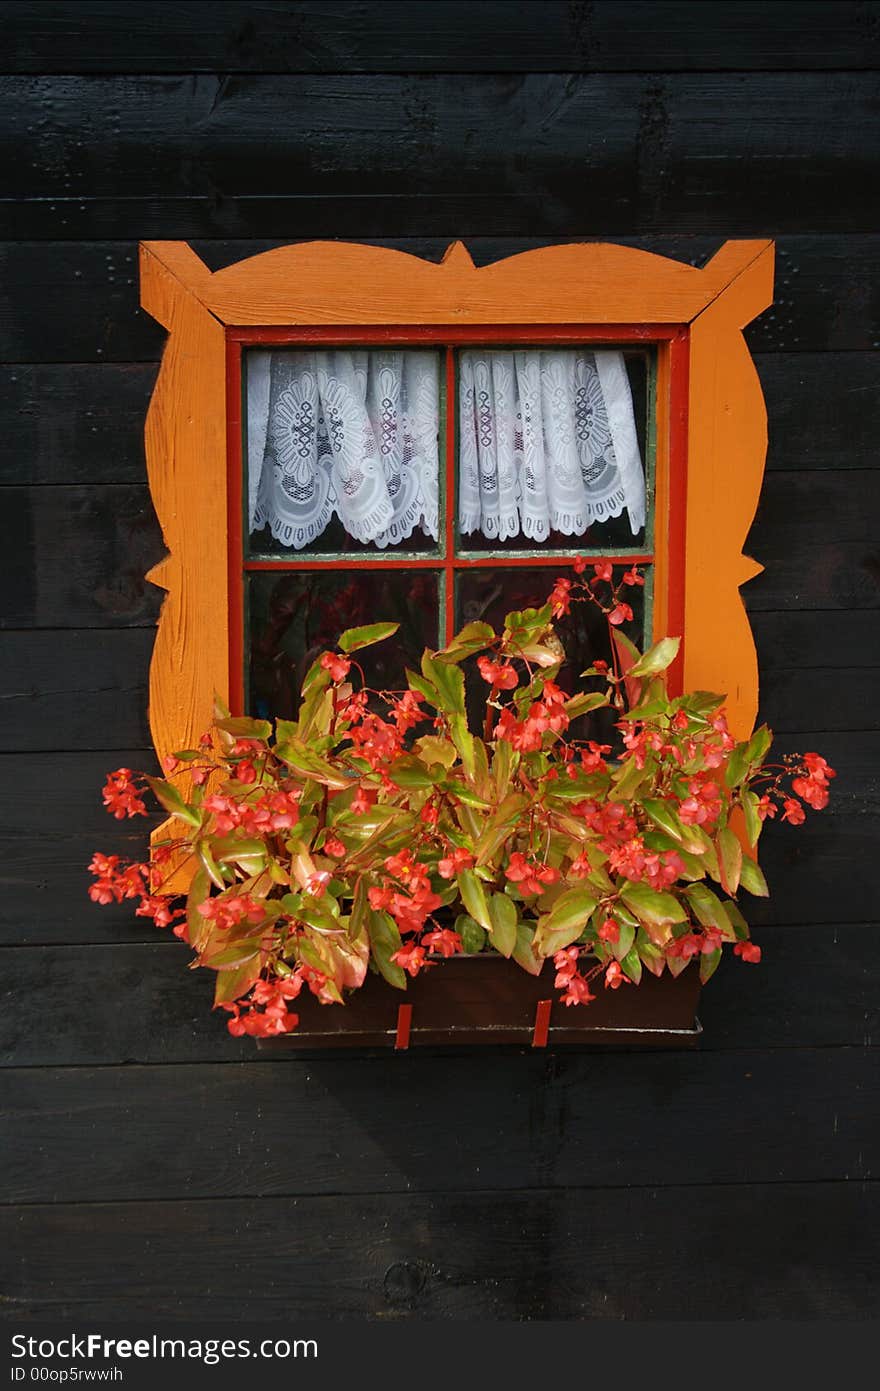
[141,238,774,800]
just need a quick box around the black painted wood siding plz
[1,2,878,1320]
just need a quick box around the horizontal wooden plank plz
[6,2,879,74]
[2,1182,876,1318]
[0,630,151,750]
[0,362,156,485]
[2,917,878,1064]
[745,470,880,612]
[2,467,875,628]
[0,485,163,627]
[759,352,880,471]
[2,353,876,490]
[752,609,880,671]
[1,238,878,362]
[3,1048,876,1204]
[0,73,877,240]
[758,669,880,733]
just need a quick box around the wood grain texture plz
[683,242,774,734]
[3,1049,876,1203]
[6,3,879,74]
[2,1183,877,1319]
[3,922,878,1065]
[0,630,152,750]
[1,74,877,239]
[2,238,877,362]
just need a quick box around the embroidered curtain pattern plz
[248,349,440,550]
[458,348,645,541]
[247,347,644,549]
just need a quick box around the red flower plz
[622,566,644,587]
[391,942,429,977]
[391,689,427,733]
[560,973,595,1007]
[734,940,762,963]
[422,927,462,958]
[477,656,519,690]
[320,651,351,682]
[505,852,560,897]
[101,768,147,820]
[757,795,777,820]
[593,560,613,582]
[323,836,346,858]
[549,577,572,618]
[573,555,589,574]
[607,602,634,628]
[597,916,620,944]
[350,785,377,815]
[437,847,475,879]
[604,960,629,990]
[781,797,806,825]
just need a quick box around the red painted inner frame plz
[226,324,689,715]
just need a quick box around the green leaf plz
[621,947,643,984]
[197,841,226,890]
[725,900,751,941]
[422,654,466,715]
[563,691,610,720]
[628,635,680,678]
[473,793,529,865]
[620,882,687,928]
[213,957,262,1005]
[716,827,743,895]
[274,737,352,789]
[337,621,399,653]
[741,789,763,848]
[414,735,457,771]
[610,756,652,802]
[739,855,769,898]
[457,868,492,931]
[435,621,496,662]
[204,941,262,970]
[146,776,201,827]
[612,919,636,961]
[512,923,543,976]
[186,866,211,952]
[745,724,772,767]
[724,742,752,789]
[387,755,439,790]
[683,883,735,939]
[542,886,598,936]
[367,910,407,990]
[488,891,518,958]
[636,928,666,977]
[699,947,722,984]
[214,716,272,742]
[455,914,487,955]
[642,798,686,842]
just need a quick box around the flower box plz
[257,954,702,1050]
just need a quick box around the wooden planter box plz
[259,956,702,1051]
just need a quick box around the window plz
[140,236,774,842]
[237,339,655,727]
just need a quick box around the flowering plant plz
[89,564,834,1038]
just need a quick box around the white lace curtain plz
[459,349,645,540]
[248,349,440,549]
[247,347,644,549]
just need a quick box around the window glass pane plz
[246,569,441,721]
[456,566,649,745]
[245,348,442,557]
[457,349,649,554]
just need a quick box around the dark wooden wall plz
[1,2,878,1320]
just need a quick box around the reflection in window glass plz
[458,349,648,552]
[247,569,441,722]
[245,349,442,556]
